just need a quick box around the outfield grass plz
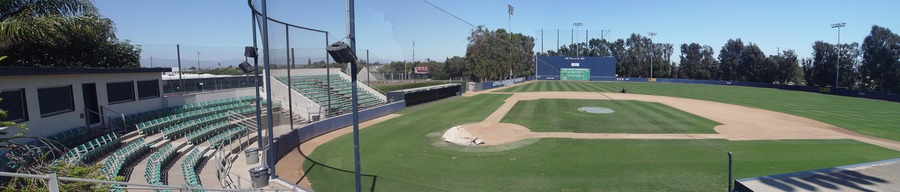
[499,81,900,141]
[305,94,900,191]
[501,99,719,133]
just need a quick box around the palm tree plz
[0,0,138,68]
[0,0,109,46]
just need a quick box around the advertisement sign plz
[414,66,429,74]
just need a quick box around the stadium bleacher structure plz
[275,74,385,116]
[145,143,176,187]
[181,148,205,190]
[4,96,280,191]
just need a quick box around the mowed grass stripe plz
[501,99,718,133]
[506,81,900,141]
[307,88,900,191]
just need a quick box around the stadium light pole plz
[648,32,657,78]
[509,4,514,80]
[831,22,846,89]
[573,23,582,57]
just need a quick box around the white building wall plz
[0,72,164,140]
[164,87,258,107]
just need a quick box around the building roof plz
[0,67,171,76]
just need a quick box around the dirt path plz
[274,114,401,189]
[462,92,900,151]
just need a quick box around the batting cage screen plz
[536,56,616,81]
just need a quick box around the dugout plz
[386,83,462,107]
[536,56,616,81]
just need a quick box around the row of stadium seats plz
[145,143,176,187]
[181,148,204,190]
[100,138,149,180]
[161,113,229,140]
[275,75,384,116]
[186,121,231,145]
[208,126,247,149]
[113,97,256,130]
[46,126,88,148]
[55,133,119,165]
[138,103,250,135]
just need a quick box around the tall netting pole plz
[252,9,263,150]
[345,0,363,191]
[259,0,278,179]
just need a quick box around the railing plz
[100,106,127,133]
[83,108,104,130]
[0,171,272,191]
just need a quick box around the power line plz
[422,0,476,28]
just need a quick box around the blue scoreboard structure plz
[535,56,617,81]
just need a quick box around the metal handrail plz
[99,106,127,132]
[0,171,256,191]
[83,108,105,129]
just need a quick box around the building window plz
[38,86,74,117]
[0,89,28,122]
[137,80,160,100]
[107,81,135,104]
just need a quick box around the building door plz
[82,83,100,124]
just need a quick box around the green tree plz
[678,43,704,79]
[0,0,140,67]
[464,26,535,81]
[718,39,744,81]
[810,41,837,87]
[768,50,804,85]
[860,25,900,93]
[443,56,467,78]
[740,43,767,82]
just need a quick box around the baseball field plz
[291,81,900,191]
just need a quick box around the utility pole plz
[557,29,560,53]
[150,56,153,68]
[601,30,610,40]
[648,32,657,78]
[832,22,846,89]
[197,51,200,72]
[411,41,414,80]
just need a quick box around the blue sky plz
[94,0,899,68]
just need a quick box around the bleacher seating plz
[275,74,385,116]
[145,143,176,187]
[100,138,149,180]
[185,121,232,145]
[55,133,119,165]
[208,126,247,149]
[137,98,253,135]
[111,97,259,133]
[47,126,88,148]
[13,96,274,191]
[181,148,205,190]
[161,113,228,140]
